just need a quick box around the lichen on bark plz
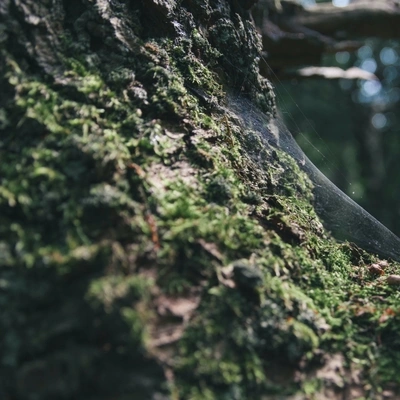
[1,0,400,399]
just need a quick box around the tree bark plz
[1,0,400,399]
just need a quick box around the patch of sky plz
[332,0,350,7]
[299,0,316,7]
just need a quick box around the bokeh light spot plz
[336,51,350,64]
[357,45,373,59]
[371,113,387,129]
[360,58,377,73]
[361,80,382,97]
[380,47,398,65]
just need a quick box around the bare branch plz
[254,0,400,78]
[288,0,400,39]
[295,66,378,80]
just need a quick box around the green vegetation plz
[2,1,400,399]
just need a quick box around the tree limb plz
[289,0,400,39]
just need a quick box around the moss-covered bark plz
[1,0,400,399]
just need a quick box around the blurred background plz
[257,0,400,235]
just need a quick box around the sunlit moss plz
[3,3,400,399]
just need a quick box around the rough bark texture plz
[1,0,400,399]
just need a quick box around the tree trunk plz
[1,0,400,399]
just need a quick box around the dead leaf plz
[127,162,145,177]
[145,213,160,250]
[354,305,376,317]
[377,260,389,269]
[387,275,400,285]
[368,263,385,276]
[379,308,396,324]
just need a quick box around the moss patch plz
[2,0,400,399]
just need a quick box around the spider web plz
[225,93,400,262]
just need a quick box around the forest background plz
[272,0,400,236]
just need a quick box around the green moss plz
[3,1,400,398]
